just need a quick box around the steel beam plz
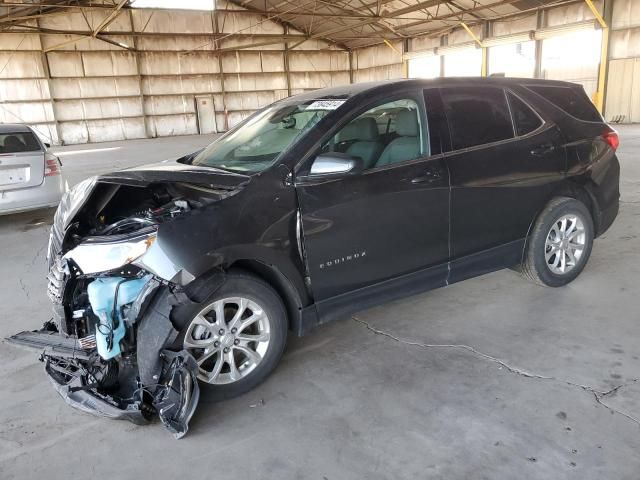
[224,0,349,51]
[309,0,448,40]
[1,27,414,42]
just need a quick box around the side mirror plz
[305,152,363,179]
[44,142,51,149]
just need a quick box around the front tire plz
[175,272,288,401]
[521,197,594,287]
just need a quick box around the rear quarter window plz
[0,132,41,153]
[526,85,602,122]
[507,92,543,136]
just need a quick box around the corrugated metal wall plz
[1,0,638,146]
[0,29,58,144]
[362,2,604,87]
[0,2,350,144]
[605,0,640,122]
[353,41,403,82]
[355,0,639,123]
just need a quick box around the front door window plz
[320,99,425,171]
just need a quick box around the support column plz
[461,22,485,76]
[598,0,613,116]
[129,9,150,138]
[481,21,490,77]
[213,10,228,131]
[284,25,292,96]
[348,50,354,84]
[403,38,409,78]
[481,48,488,77]
[582,0,611,113]
[534,9,544,79]
[36,18,62,145]
[439,35,447,77]
[382,39,404,78]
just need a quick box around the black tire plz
[521,197,594,287]
[173,271,288,401]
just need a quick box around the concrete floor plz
[1,127,639,479]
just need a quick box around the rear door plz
[441,86,567,261]
[0,130,45,191]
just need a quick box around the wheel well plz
[228,259,305,333]
[550,181,598,229]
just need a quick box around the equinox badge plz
[319,251,367,269]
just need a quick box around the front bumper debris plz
[42,350,200,437]
[45,355,152,425]
[6,283,202,439]
[154,350,200,439]
[7,329,91,360]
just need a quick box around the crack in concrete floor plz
[353,316,640,427]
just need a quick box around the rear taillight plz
[44,153,61,177]
[602,130,619,151]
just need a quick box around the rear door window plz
[0,132,41,153]
[440,86,514,151]
[507,92,543,136]
[526,85,602,122]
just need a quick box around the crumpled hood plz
[97,159,251,189]
[49,159,251,264]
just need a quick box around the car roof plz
[0,123,34,134]
[291,77,581,102]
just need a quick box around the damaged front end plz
[7,168,246,438]
[10,258,200,437]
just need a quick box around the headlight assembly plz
[65,231,157,275]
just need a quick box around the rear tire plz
[173,272,288,401]
[521,197,594,287]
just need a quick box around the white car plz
[0,124,66,215]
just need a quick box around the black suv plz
[10,78,620,437]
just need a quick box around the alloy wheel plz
[544,214,586,275]
[183,297,271,385]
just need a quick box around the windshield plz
[189,99,345,173]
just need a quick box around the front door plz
[295,95,450,301]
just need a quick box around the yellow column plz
[594,26,609,113]
[383,39,407,78]
[583,0,609,113]
[461,22,486,77]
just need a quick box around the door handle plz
[411,169,442,184]
[530,143,555,156]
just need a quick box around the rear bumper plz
[596,197,619,237]
[591,154,620,237]
[0,173,66,215]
